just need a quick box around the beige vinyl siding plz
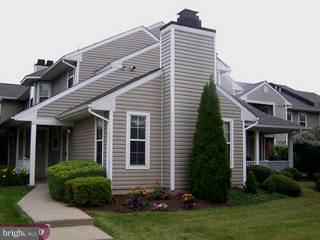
[148,27,161,39]
[218,91,244,185]
[52,72,67,96]
[0,101,24,124]
[173,28,216,190]
[160,30,171,189]
[38,47,160,118]
[112,77,162,190]
[69,117,95,160]
[78,30,157,82]
[291,110,319,128]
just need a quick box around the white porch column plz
[254,131,260,165]
[29,122,37,186]
[107,110,113,180]
[288,133,294,167]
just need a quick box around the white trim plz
[125,111,150,170]
[298,112,307,127]
[65,26,157,60]
[170,27,175,191]
[160,23,215,37]
[107,111,113,180]
[240,81,292,106]
[242,120,247,184]
[96,42,160,75]
[254,131,260,165]
[35,117,72,126]
[29,122,37,186]
[223,118,234,169]
[217,86,258,121]
[91,69,162,111]
[94,117,104,165]
[37,82,52,104]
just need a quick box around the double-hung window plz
[223,119,234,168]
[126,112,150,169]
[67,68,75,89]
[95,118,104,165]
[38,82,51,103]
[287,111,292,122]
[298,112,307,127]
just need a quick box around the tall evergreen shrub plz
[189,78,231,202]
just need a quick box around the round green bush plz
[47,160,105,201]
[261,174,301,197]
[65,176,112,206]
[247,165,273,183]
[281,167,302,181]
[316,179,320,191]
[245,171,257,194]
[278,170,294,179]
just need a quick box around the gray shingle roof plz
[0,83,29,100]
[235,81,264,96]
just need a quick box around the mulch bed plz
[83,193,226,213]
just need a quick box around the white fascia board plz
[217,86,258,121]
[217,58,231,72]
[35,117,73,126]
[95,42,160,75]
[222,74,243,91]
[240,81,292,106]
[65,26,157,60]
[91,70,162,111]
[160,24,216,37]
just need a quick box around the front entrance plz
[36,128,48,179]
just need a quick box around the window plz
[126,112,150,169]
[38,82,51,103]
[223,119,234,168]
[95,118,104,165]
[298,112,307,127]
[67,68,75,88]
[287,111,292,122]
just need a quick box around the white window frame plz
[67,68,76,89]
[223,118,234,169]
[287,111,293,122]
[37,82,51,103]
[298,112,307,127]
[94,117,104,165]
[126,111,150,170]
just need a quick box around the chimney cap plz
[46,60,54,67]
[35,59,45,66]
[177,8,202,28]
[177,9,199,16]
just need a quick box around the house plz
[0,9,305,191]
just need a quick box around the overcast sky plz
[1,0,320,93]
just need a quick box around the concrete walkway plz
[18,184,113,240]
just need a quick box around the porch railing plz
[246,160,289,172]
[16,159,30,170]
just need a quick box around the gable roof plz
[0,83,29,100]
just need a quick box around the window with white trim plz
[223,119,234,168]
[126,112,150,169]
[95,118,104,165]
[287,111,292,122]
[298,112,307,127]
[67,68,75,89]
[38,82,51,103]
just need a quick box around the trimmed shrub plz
[281,167,302,181]
[0,166,29,186]
[262,174,301,197]
[245,171,257,194]
[247,165,273,183]
[313,172,320,181]
[278,170,294,179]
[189,79,231,203]
[47,160,105,201]
[316,179,320,191]
[65,176,111,206]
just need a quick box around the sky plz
[0,0,320,93]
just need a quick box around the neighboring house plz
[0,9,304,191]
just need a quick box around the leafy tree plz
[189,77,231,202]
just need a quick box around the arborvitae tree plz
[245,171,258,194]
[189,77,231,202]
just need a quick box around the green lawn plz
[89,182,320,240]
[0,186,31,224]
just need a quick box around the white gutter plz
[88,106,109,123]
